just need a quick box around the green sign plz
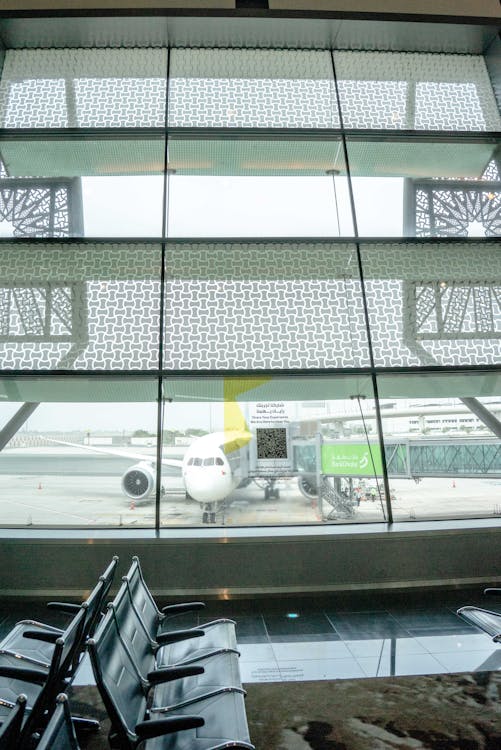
[321,443,383,477]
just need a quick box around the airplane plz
[44,388,324,523]
[48,428,265,524]
[10,395,501,524]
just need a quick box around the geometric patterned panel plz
[334,52,501,130]
[411,160,501,237]
[408,282,501,340]
[168,48,339,127]
[0,243,161,369]
[0,49,167,127]
[163,242,369,369]
[360,242,501,367]
[0,284,79,341]
[414,184,501,237]
[0,178,81,237]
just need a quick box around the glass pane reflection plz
[345,138,501,238]
[0,138,164,237]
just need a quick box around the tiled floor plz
[1,587,500,684]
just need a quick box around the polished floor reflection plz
[1,588,499,684]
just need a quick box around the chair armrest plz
[484,588,501,596]
[156,628,205,646]
[46,602,80,614]
[23,629,59,643]
[147,665,204,685]
[161,602,205,615]
[0,665,47,685]
[135,716,204,740]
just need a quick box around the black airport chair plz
[0,557,118,678]
[0,607,86,750]
[35,694,79,750]
[0,694,27,750]
[123,557,237,664]
[115,576,240,667]
[108,582,244,708]
[88,606,254,750]
[457,587,501,642]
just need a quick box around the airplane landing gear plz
[202,503,217,524]
[254,478,280,501]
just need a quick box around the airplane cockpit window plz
[216,457,224,466]
[193,457,202,466]
[203,457,215,466]
[187,458,194,465]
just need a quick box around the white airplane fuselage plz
[181,431,245,504]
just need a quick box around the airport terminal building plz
[0,1,500,600]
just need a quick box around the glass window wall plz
[168,49,339,128]
[0,43,499,529]
[334,51,501,131]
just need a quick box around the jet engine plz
[297,474,318,500]
[121,462,156,500]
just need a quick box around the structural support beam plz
[460,397,501,440]
[0,402,40,451]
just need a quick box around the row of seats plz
[88,556,254,749]
[0,556,119,750]
[0,556,254,750]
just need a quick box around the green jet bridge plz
[293,436,501,521]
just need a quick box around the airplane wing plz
[44,438,184,469]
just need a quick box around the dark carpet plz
[71,671,501,750]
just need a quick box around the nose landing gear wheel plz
[202,504,217,524]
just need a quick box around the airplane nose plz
[184,470,232,503]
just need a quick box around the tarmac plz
[0,446,500,527]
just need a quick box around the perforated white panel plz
[334,52,501,130]
[163,242,369,370]
[361,242,501,367]
[0,49,167,128]
[168,48,339,127]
